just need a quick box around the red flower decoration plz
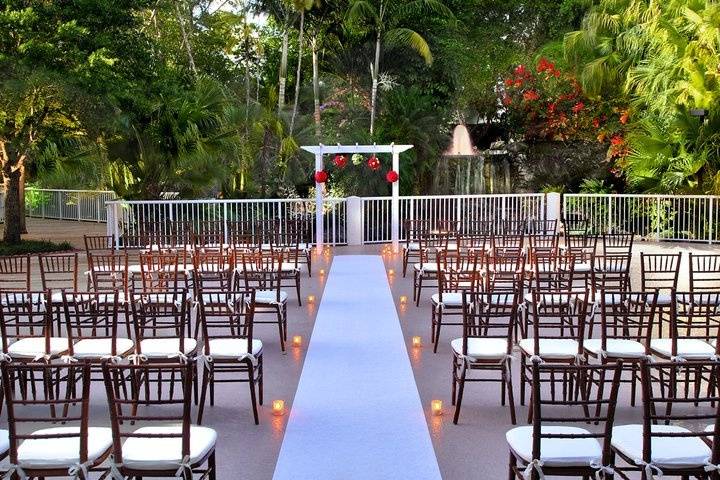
[572,102,585,113]
[619,112,629,124]
[523,90,540,102]
[333,154,347,168]
[367,155,381,171]
[504,78,514,87]
[610,135,624,146]
[537,57,556,74]
[386,170,399,183]
[514,64,527,76]
[314,170,328,183]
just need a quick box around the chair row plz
[508,359,720,480]
[0,360,217,480]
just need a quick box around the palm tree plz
[289,0,317,135]
[346,0,453,136]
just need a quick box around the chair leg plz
[296,275,302,306]
[277,307,286,351]
[508,451,517,480]
[208,450,217,480]
[433,309,442,353]
[506,362,517,425]
[451,356,457,406]
[453,363,467,424]
[198,364,211,424]
[416,275,424,306]
[248,364,259,425]
[258,357,264,405]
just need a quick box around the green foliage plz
[565,0,720,193]
[0,239,73,256]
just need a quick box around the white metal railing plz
[0,189,116,223]
[563,194,720,243]
[361,193,547,243]
[106,198,347,246]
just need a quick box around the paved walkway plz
[273,255,441,480]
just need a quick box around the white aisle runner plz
[273,255,441,480]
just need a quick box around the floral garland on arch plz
[313,153,398,184]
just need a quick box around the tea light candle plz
[431,400,443,416]
[412,336,422,348]
[399,295,408,305]
[292,335,302,347]
[388,269,395,276]
[319,269,325,275]
[272,399,285,416]
[307,295,316,303]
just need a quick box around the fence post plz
[709,197,715,245]
[77,193,82,222]
[656,196,661,241]
[546,192,561,225]
[607,196,613,233]
[346,196,363,246]
[97,195,101,222]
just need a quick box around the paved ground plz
[3,219,720,479]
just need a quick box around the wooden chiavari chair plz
[430,250,480,353]
[227,220,257,250]
[507,361,622,480]
[288,218,313,277]
[690,253,720,294]
[602,232,634,258]
[413,231,449,305]
[402,219,431,277]
[491,233,525,258]
[62,290,133,364]
[452,287,520,425]
[502,219,527,236]
[563,231,597,291]
[640,252,681,320]
[0,291,67,364]
[1,362,112,479]
[87,252,129,304]
[519,289,589,410]
[131,289,197,363]
[584,290,658,406]
[0,255,31,291]
[135,251,184,294]
[38,252,79,331]
[562,216,588,236]
[102,360,218,480]
[197,289,262,424]
[273,232,302,305]
[256,219,280,250]
[83,234,115,256]
[611,360,720,479]
[236,250,288,351]
[192,250,233,294]
[649,291,720,362]
[527,219,557,236]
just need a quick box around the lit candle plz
[319,269,325,275]
[388,269,395,276]
[292,335,302,347]
[399,295,408,305]
[272,399,285,416]
[431,400,443,416]
[307,295,316,303]
[412,336,422,348]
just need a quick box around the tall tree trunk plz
[19,163,26,234]
[369,31,381,137]
[2,168,22,244]
[175,1,198,77]
[278,29,289,114]
[312,37,321,140]
[289,10,305,135]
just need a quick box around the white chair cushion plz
[612,424,711,469]
[134,293,192,305]
[519,338,579,360]
[523,293,576,306]
[1,293,45,307]
[199,292,248,305]
[451,338,509,360]
[431,293,463,307]
[121,425,217,470]
[17,427,112,469]
[487,294,516,306]
[574,262,592,273]
[255,290,288,304]
[584,339,646,359]
[404,242,420,252]
[506,425,602,467]
[280,262,300,272]
[650,338,716,359]
[414,263,439,272]
[8,337,69,358]
[139,338,197,358]
[205,338,263,359]
[72,338,134,359]
[128,264,142,273]
[656,293,673,306]
[0,429,8,455]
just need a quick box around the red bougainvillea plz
[501,57,631,171]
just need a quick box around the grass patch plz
[0,240,74,256]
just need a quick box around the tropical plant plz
[346,0,453,136]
